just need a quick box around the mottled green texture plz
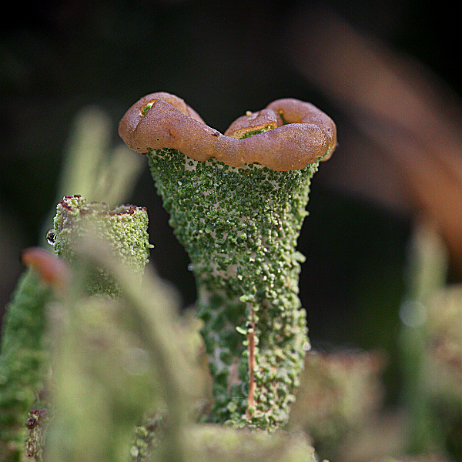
[129,414,164,462]
[52,195,153,296]
[129,421,316,462]
[44,241,200,462]
[44,295,162,462]
[0,268,52,462]
[147,148,322,428]
[24,407,51,461]
[185,425,317,462]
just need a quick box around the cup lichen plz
[51,195,153,296]
[119,92,337,428]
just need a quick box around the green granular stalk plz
[53,195,152,296]
[0,268,52,462]
[147,148,320,428]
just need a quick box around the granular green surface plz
[52,195,152,296]
[148,148,321,428]
[0,269,51,461]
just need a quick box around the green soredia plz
[0,268,52,462]
[51,195,153,296]
[0,196,153,460]
[147,148,323,428]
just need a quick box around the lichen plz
[129,414,164,462]
[239,126,274,139]
[24,407,51,461]
[147,147,322,428]
[185,425,317,462]
[0,269,52,462]
[52,195,153,296]
[0,195,154,460]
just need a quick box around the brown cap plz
[21,247,71,293]
[119,92,337,171]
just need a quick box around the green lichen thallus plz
[119,92,336,428]
[50,195,152,296]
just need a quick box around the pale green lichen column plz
[148,148,321,428]
[0,268,52,461]
[51,195,152,296]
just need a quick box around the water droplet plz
[187,263,193,271]
[46,229,56,246]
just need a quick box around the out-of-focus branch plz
[57,107,145,206]
[285,8,462,275]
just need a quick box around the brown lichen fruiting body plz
[118,92,337,171]
[21,247,71,293]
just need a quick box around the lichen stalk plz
[51,195,153,296]
[147,147,321,428]
[0,268,52,462]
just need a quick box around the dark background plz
[1,0,459,401]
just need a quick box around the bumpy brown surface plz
[119,92,336,171]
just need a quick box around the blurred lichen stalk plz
[0,96,460,462]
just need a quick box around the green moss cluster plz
[148,148,321,428]
[52,195,153,295]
